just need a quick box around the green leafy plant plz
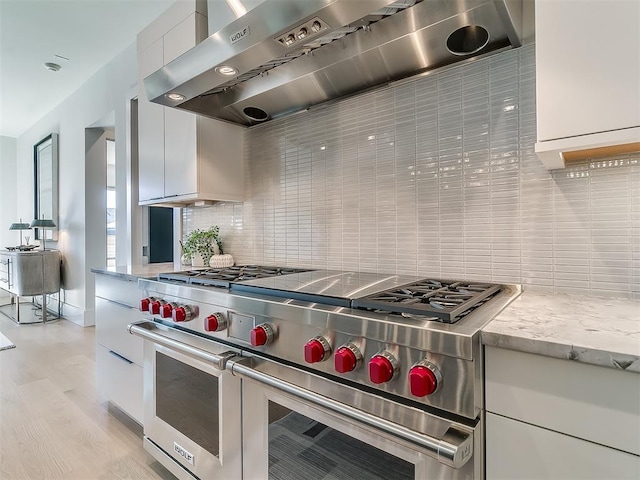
[183,226,223,265]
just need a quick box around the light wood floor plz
[0,313,175,480]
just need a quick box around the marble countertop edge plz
[482,291,640,374]
[482,330,640,374]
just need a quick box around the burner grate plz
[158,265,313,288]
[352,280,501,323]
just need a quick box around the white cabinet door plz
[138,39,165,202]
[536,0,640,142]
[94,275,145,423]
[163,12,206,64]
[96,344,144,424]
[95,297,144,366]
[164,107,198,198]
[137,2,244,204]
[486,412,640,479]
[485,347,640,456]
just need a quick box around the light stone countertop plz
[482,291,640,373]
[91,263,191,282]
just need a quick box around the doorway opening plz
[106,138,116,267]
[148,206,173,263]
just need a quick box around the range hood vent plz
[144,0,529,126]
[203,1,420,98]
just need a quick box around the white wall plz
[0,136,17,249]
[15,43,138,326]
[0,135,17,299]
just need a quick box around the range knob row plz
[308,337,441,397]
[251,329,441,397]
[137,309,442,397]
[139,297,196,322]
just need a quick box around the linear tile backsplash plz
[184,44,639,299]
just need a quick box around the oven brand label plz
[174,442,194,465]
[230,26,250,44]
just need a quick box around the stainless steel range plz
[129,266,520,480]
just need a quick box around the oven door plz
[129,321,242,480]
[230,356,479,480]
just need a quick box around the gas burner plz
[158,266,314,288]
[352,280,502,323]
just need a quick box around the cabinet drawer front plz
[0,255,10,289]
[486,412,640,479]
[95,297,144,365]
[485,346,640,455]
[96,345,143,424]
[95,275,142,308]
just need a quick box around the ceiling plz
[0,0,177,138]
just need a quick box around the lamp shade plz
[30,218,56,228]
[9,222,31,230]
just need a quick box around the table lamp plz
[9,219,32,246]
[30,216,56,251]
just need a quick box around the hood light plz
[216,65,238,76]
[165,92,186,101]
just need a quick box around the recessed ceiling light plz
[215,65,238,76]
[165,92,186,101]
[44,62,61,72]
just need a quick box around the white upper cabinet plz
[138,39,165,203]
[535,0,640,169]
[137,0,244,205]
[206,0,266,35]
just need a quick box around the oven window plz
[267,402,414,480]
[156,352,220,457]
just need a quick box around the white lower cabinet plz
[96,344,144,424]
[485,346,640,479]
[486,413,639,479]
[95,275,145,424]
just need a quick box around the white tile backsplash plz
[183,44,639,299]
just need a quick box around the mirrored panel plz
[33,133,58,240]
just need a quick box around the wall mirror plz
[33,133,59,240]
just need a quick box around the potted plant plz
[183,226,223,267]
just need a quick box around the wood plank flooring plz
[0,315,175,480]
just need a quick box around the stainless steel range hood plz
[144,0,528,126]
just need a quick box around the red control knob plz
[204,313,227,332]
[409,362,442,397]
[149,299,163,315]
[334,344,362,373]
[172,305,194,322]
[139,297,153,312]
[250,323,274,347]
[304,337,331,363]
[369,353,398,384]
[159,303,175,319]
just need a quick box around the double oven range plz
[129,266,520,480]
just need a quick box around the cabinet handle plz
[108,350,134,365]
[99,297,135,310]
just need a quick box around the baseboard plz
[60,302,90,326]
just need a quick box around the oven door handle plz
[128,320,236,370]
[227,357,473,469]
